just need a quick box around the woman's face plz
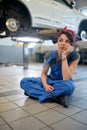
[57,34,72,53]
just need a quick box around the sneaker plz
[61,95,70,108]
[54,96,62,104]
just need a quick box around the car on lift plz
[0,0,87,41]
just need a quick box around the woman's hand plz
[62,46,74,59]
[44,84,54,92]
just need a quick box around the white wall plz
[0,37,16,46]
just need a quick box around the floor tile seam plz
[0,90,21,97]
[71,103,87,109]
[0,104,19,114]
[74,93,87,97]
[78,97,87,101]
[0,115,13,130]
[19,106,53,118]
[0,100,19,113]
[14,100,40,107]
[70,116,87,126]
[71,97,87,103]
[45,116,69,126]
[0,116,6,126]
[83,108,87,111]
[38,125,55,130]
[3,102,35,115]
[4,94,32,103]
[0,97,23,105]
[0,112,31,123]
[18,106,33,115]
[0,105,82,120]
[51,107,76,117]
[21,106,51,116]
[0,103,32,116]
[69,109,85,117]
[6,114,46,129]
[0,124,13,130]
[6,97,27,102]
[31,108,73,125]
[46,115,87,128]
[0,84,6,86]
[30,114,59,129]
[43,103,59,109]
[72,96,87,100]
[0,99,11,105]
[1,114,31,125]
[1,98,84,115]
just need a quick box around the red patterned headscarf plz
[58,27,76,46]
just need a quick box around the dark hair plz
[58,27,76,46]
[59,31,74,46]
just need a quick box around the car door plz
[52,0,77,31]
[26,0,53,28]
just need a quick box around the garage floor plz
[0,63,87,130]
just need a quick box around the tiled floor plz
[0,63,87,130]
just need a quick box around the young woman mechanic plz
[20,27,80,107]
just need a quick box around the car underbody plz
[0,0,87,42]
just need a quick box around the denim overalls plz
[20,50,79,103]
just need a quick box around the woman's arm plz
[62,46,79,80]
[62,58,79,80]
[41,64,54,92]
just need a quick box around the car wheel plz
[0,1,31,38]
[80,31,87,41]
[6,18,20,32]
[78,20,87,41]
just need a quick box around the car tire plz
[0,1,31,37]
